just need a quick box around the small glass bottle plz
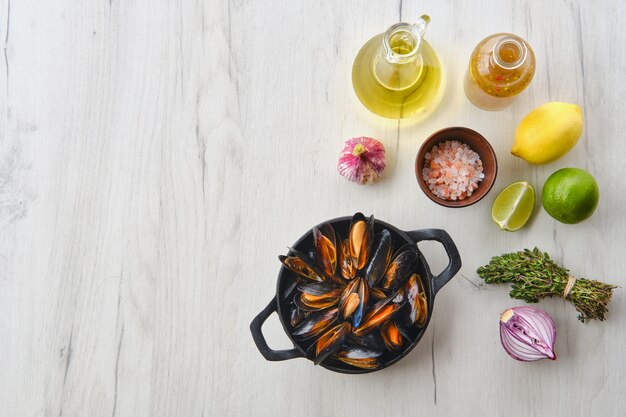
[352,15,444,120]
[464,33,535,111]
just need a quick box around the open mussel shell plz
[297,281,341,296]
[403,273,428,327]
[381,321,403,350]
[312,223,338,278]
[338,237,356,280]
[364,229,393,288]
[349,213,374,270]
[334,347,383,370]
[381,244,419,292]
[337,277,368,327]
[289,303,306,328]
[346,332,385,350]
[295,290,342,311]
[369,287,386,300]
[292,307,338,339]
[308,249,344,285]
[313,322,351,365]
[279,248,326,283]
[353,295,402,337]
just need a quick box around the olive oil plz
[352,17,444,120]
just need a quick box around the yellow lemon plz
[511,102,583,165]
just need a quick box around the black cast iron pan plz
[250,215,461,374]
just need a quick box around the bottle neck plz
[490,37,527,71]
[383,23,422,64]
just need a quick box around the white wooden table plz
[2,1,625,416]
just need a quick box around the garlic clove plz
[337,137,386,185]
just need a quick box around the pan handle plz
[405,229,462,295]
[250,298,304,361]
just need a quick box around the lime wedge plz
[491,181,535,231]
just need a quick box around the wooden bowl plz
[415,127,497,208]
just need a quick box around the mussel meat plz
[364,229,393,287]
[353,296,401,337]
[335,348,383,370]
[349,213,374,270]
[279,248,327,283]
[295,290,343,311]
[404,273,428,327]
[381,321,403,350]
[314,322,351,365]
[292,307,338,339]
[312,224,338,278]
[381,244,418,291]
[290,304,306,328]
[338,238,356,280]
[297,281,340,296]
[369,287,387,300]
[337,277,368,327]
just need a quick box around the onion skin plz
[500,306,556,362]
[337,137,386,185]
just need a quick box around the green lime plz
[491,181,536,231]
[542,168,599,224]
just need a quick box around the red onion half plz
[500,306,556,362]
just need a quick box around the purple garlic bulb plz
[337,137,386,185]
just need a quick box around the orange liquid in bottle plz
[464,33,535,111]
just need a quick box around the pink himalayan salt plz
[422,140,484,201]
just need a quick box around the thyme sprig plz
[477,248,617,322]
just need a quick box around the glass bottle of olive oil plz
[464,33,535,110]
[352,16,444,120]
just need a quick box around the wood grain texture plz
[1,0,624,416]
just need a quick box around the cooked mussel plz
[292,307,338,339]
[346,332,385,350]
[381,244,419,291]
[295,289,343,311]
[338,237,356,280]
[364,229,393,287]
[353,296,402,337]
[279,248,327,283]
[381,321,403,350]
[337,277,368,327]
[349,213,374,270]
[404,273,428,327]
[312,223,338,278]
[297,281,341,296]
[290,304,306,328]
[335,348,383,370]
[314,322,351,365]
[367,287,384,300]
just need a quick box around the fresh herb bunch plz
[477,248,617,322]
